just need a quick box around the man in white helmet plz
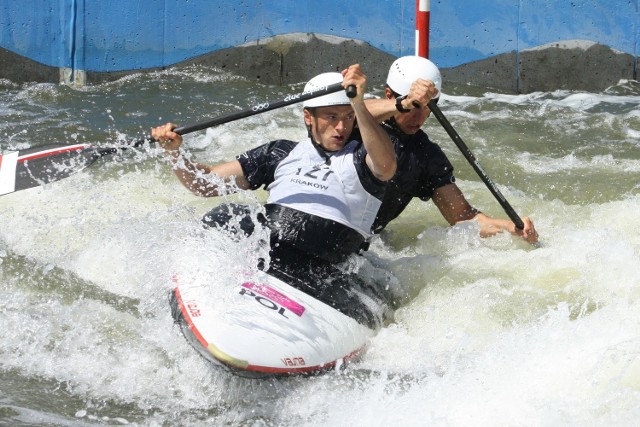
[152,64,396,327]
[364,55,538,244]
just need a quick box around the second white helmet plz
[303,72,351,108]
[386,56,442,97]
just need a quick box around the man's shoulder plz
[267,139,299,151]
[240,139,298,158]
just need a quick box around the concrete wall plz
[1,0,638,92]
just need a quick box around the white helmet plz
[386,56,442,97]
[302,72,351,108]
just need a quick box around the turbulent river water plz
[1,66,639,426]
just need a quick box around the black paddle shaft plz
[428,100,525,230]
[173,82,349,135]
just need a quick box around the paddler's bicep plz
[210,160,252,190]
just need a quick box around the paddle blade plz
[0,143,101,196]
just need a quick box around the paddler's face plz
[385,87,432,135]
[304,105,356,152]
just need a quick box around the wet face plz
[304,105,355,151]
[385,87,432,135]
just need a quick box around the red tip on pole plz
[415,0,430,58]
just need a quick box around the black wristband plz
[395,95,411,113]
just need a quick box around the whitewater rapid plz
[1,70,639,425]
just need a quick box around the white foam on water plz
[1,71,639,425]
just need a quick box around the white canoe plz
[170,269,382,378]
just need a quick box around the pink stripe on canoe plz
[242,282,305,317]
